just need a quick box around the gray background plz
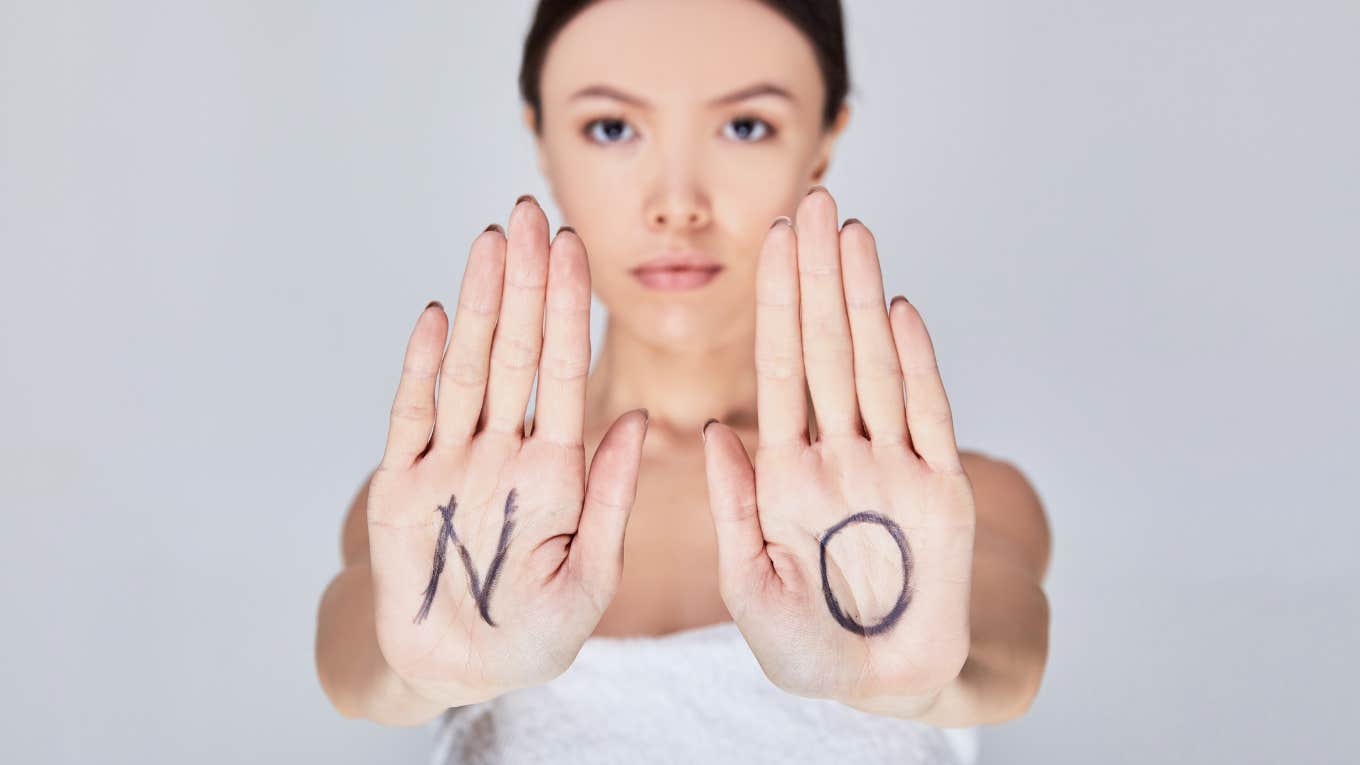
[2,1,1355,763]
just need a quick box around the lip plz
[632,267,723,290]
[631,251,723,273]
[630,251,724,291]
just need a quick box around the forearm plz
[915,578,1049,727]
[314,563,457,726]
[849,544,1051,726]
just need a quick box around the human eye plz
[722,115,776,143]
[582,116,637,145]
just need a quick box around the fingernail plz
[806,185,828,196]
[770,216,792,230]
[425,299,443,312]
[515,193,539,207]
[484,223,504,234]
[556,224,577,237]
[701,417,719,443]
[889,295,907,310]
[841,217,861,230]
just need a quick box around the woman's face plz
[527,0,849,353]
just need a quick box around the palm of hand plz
[702,188,976,709]
[365,198,648,706]
[367,435,589,702]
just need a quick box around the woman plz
[315,1,1052,762]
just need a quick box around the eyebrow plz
[567,82,796,109]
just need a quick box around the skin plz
[537,0,846,636]
[315,0,1051,730]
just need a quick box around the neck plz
[585,317,759,451]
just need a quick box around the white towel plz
[428,620,980,764]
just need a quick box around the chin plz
[644,300,748,347]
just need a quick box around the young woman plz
[316,1,1051,762]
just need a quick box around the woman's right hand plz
[365,195,649,708]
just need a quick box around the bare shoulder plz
[958,449,1052,584]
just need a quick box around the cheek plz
[550,152,624,219]
[547,161,631,262]
[710,159,806,264]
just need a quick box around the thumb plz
[700,418,774,610]
[569,408,649,604]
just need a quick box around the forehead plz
[539,0,824,113]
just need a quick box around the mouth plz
[630,264,725,291]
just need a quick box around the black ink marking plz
[413,488,518,627]
[414,493,458,624]
[818,511,912,637]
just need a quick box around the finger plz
[754,217,810,451]
[529,227,591,447]
[567,409,650,605]
[430,225,507,449]
[889,297,963,473]
[838,220,909,447]
[380,301,449,470]
[701,419,776,613]
[480,196,551,438]
[796,187,862,440]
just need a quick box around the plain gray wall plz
[2,1,1355,763]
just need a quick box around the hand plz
[366,196,649,708]
[699,187,976,715]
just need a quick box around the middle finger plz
[796,187,863,440]
[481,195,551,437]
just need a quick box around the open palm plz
[366,197,648,708]
[700,188,976,713]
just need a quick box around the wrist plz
[398,671,503,711]
[840,685,945,721]
[363,661,505,726]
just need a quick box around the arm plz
[314,468,458,726]
[849,455,1052,726]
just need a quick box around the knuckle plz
[504,266,548,292]
[726,497,759,525]
[902,360,941,377]
[801,338,853,364]
[754,348,802,380]
[585,487,629,512]
[916,404,954,427]
[798,262,840,279]
[389,400,434,421]
[400,359,440,381]
[844,294,885,312]
[539,351,590,382]
[442,357,488,388]
[859,352,904,380]
[583,571,619,615]
[455,295,499,318]
[490,332,541,370]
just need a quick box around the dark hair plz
[518,0,850,135]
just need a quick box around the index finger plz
[755,216,810,452]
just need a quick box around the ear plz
[810,102,852,184]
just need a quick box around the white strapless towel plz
[428,620,980,765]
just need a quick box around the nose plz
[644,185,712,232]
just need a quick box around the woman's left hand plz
[699,187,976,716]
